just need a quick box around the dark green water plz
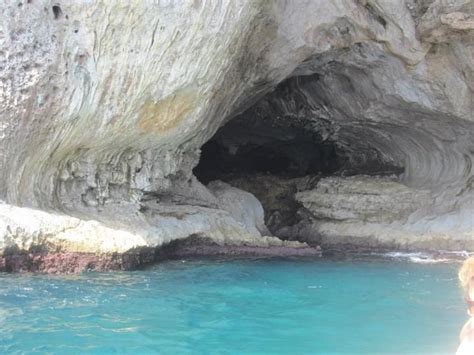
[0,257,466,354]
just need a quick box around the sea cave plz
[0,1,473,352]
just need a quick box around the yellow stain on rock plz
[139,86,198,133]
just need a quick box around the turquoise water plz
[0,257,466,354]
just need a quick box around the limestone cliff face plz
[0,0,473,260]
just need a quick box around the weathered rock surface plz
[0,0,473,270]
[297,176,432,223]
[295,176,473,250]
[207,180,271,237]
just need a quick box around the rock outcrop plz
[0,0,473,271]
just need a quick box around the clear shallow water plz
[0,257,466,354]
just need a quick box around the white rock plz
[207,180,270,237]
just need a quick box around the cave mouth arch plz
[193,73,407,238]
[194,71,407,188]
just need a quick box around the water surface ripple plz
[0,257,466,354]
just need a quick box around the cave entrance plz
[193,72,405,240]
[193,111,346,236]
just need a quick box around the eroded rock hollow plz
[0,0,473,271]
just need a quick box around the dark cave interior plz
[193,117,344,184]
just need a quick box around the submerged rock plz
[0,1,472,271]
